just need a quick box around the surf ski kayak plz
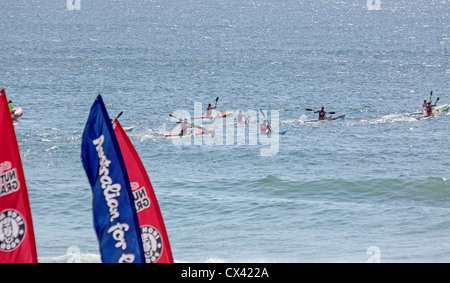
[416,104,449,119]
[416,114,434,120]
[193,112,233,120]
[411,104,449,115]
[162,128,214,138]
[436,104,449,113]
[304,114,346,123]
[123,126,135,132]
[258,129,288,135]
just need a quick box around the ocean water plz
[1,0,449,262]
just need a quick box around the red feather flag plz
[0,89,38,263]
[114,118,173,263]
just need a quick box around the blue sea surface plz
[0,0,449,262]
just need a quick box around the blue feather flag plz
[81,95,145,263]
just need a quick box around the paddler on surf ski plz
[424,99,438,116]
[260,119,272,134]
[422,100,429,114]
[178,118,207,136]
[179,118,192,136]
[422,91,439,115]
[422,97,439,114]
[314,106,328,120]
[237,109,249,124]
[205,97,220,118]
[205,103,217,118]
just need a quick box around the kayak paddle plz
[169,114,205,129]
[305,108,335,114]
[110,111,124,126]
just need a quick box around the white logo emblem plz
[0,209,26,251]
[141,226,163,263]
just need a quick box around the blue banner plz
[81,95,145,263]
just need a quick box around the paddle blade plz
[259,109,266,118]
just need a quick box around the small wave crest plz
[360,113,418,124]
[233,175,450,208]
[38,250,101,263]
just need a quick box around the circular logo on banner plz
[141,225,163,263]
[0,209,26,252]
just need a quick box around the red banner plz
[114,118,174,263]
[0,89,38,263]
